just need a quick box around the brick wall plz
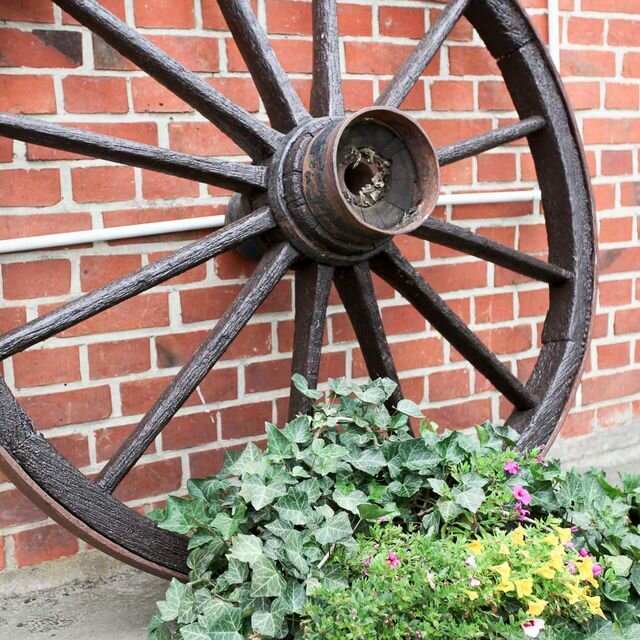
[0,0,638,571]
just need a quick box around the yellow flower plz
[577,557,598,587]
[553,525,573,545]
[585,594,605,618]
[491,562,511,582]
[514,578,534,598]
[527,598,548,616]
[468,540,484,555]
[465,590,479,601]
[543,533,559,546]
[510,526,526,546]
[565,578,583,605]
[497,580,515,593]
[548,546,564,571]
[536,564,555,580]
[499,543,509,555]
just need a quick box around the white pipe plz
[0,190,541,255]
[548,0,561,68]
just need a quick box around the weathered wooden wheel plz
[0,0,595,580]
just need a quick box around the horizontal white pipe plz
[0,190,542,255]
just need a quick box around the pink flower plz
[566,561,577,575]
[504,460,520,475]
[579,547,589,558]
[566,541,575,550]
[465,555,477,568]
[362,556,372,567]
[379,516,389,524]
[522,619,545,638]
[535,454,544,463]
[570,526,579,533]
[469,577,481,587]
[386,552,400,569]
[513,485,532,506]
[514,502,530,521]
[592,563,603,577]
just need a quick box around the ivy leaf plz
[314,512,353,545]
[155,496,196,535]
[180,623,214,640]
[280,580,307,614]
[349,448,386,476]
[292,374,323,400]
[156,579,193,623]
[333,488,368,514]
[328,377,352,397]
[275,490,312,525]
[630,566,640,596]
[357,503,393,520]
[283,416,312,444]
[428,478,450,496]
[198,600,243,640]
[396,399,424,418]
[230,442,267,478]
[250,556,287,598]
[239,474,287,510]
[211,512,239,540]
[224,558,249,585]
[308,443,349,476]
[353,385,386,404]
[438,499,464,522]
[147,614,172,640]
[252,610,281,637]
[229,534,263,566]
[453,486,486,513]
[266,422,294,458]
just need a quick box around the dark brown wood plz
[288,262,334,419]
[0,208,276,360]
[334,263,403,408]
[97,242,299,493]
[376,0,471,108]
[437,116,547,166]
[217,0,309,133]
[412,217,572,284]
[53,0,281,159]
[310,0,345,117]
[370,245,536,411]
[0,114,268,192]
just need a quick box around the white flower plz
[465,555,477,568]
[522,619,545,638]
[469,577,481,587]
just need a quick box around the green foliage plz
[148,377,640,639]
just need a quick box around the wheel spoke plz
[310,0,344,117]
[376,0,471,109]
[288,263,334,420]
[0,208,276,360]
[0,114,267,192]
[53,0,281,160]
[412,217,572,285]
[370,245,537,410]
[437,116,547,166]
[97,242,299,492]
[334,263,403,407]
[218,0,310,133]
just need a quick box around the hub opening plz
[344,160,377,196]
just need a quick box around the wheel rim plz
[0,0,595,579]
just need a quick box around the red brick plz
[379,7,425,39]
[0,212,91,241]
[14,524,79,568]
[600,217,633,243]
[429,368,470,402]
[0,0,54,22]
[345,42,425,75]
[420,117,492,148]
[426,398,492,431]
[567,17,604,45]
[0,137,12,163]
[89,338,151,380]
[561,409,595,438]
[449,46,499,76]
[338,3,372,37]
[0,537,4,572]
[518,289,549,318]
[605,82,639,110]
[220,401,273,439]
[475,293,514,324]
[19,385,112,429]
[62,0,125,22]
[474,325,532,355]
[390,337,444,371]
[623,52,640,79]
[141,170,200,200]
[431,80,474,111]
[599,247,640,275]
[169,120,243,157]
[189,447,226,479]
[134,0,195,28]
[267,0,312,35]
[599,279,633,308]
[0,28,82,68]
[201,0,257,30]
[13,346,81,389]
[582,369,640,405]
[72,166,136,204]
[3,259,70,300]
[418,262,487,292]
[95,423,155,462]
[0,307,27,332]
[114,458,182,502]
[602,151,633,176]
[63,76,128,114]
[608,20,640,47]
[381,304,426,336]
[597,342,631,369]
[560,49,615,77]
[565,81,601,110]
[615,309,640,335]
[478,82,513,111]
[80,254,142,291]
[0,169,61,207]
[245,358,292,394]
[582,0,636,11]
[0,75,55,113]
[163,412,217,451]
[0,488,46,527]
[477,154,517,182]
[597,403,633,429]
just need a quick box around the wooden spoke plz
[53,0,281,160]
[370,245,537,411]
[288,263,334,420]
[310,0,345,117]
[437,116,547,166]
[0,114,267,193]
[97,242,299,493]
[0,208,276,360]
[334,263,403,408]
[376,0,471,109]
[412,217,572,285]
[217,0,310,133]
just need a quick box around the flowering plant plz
[147,377,640,639]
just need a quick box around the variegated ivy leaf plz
[275,490,312,525]
[280,580,307,614]
[398,438,442,474]
[229,442,267,478]
[282,530,308,575]
[154,496,199,535]
[229,534,263,565]
[349,448,386,476]
[250,556,287,598]
[265,519,295,540]
[157,579,194,623]
[180,623,214,640]
[266,422,294,459]
[283,415,312,444]
[307,442,349,476]
[251,610,279,637]
[292,373,323,400]
[313,511,353,545]
[211,512,239,540]
[428,478,449,496]
[453,486,486,514]
[148,613,172,640]
[239,474,288,511]
[396,398,424,418]
[333,488,368,514]
[183,600,243,640]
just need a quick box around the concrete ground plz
[1,421,639,640]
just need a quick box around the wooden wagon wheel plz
[0,0,595,581]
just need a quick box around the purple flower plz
[362,555,372,567]
[579,548,589,558]
[535,454,544,463]
[379,516,389,524]
[592,563,603,577]
[570,526,579,533]
[504,460,520,475]
[386,552,400,570]
[566,561,577,575]
[513,485,532,506]
[566,541,575,550]
[514,502,530,522]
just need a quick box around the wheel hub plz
[268,107,440,264]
